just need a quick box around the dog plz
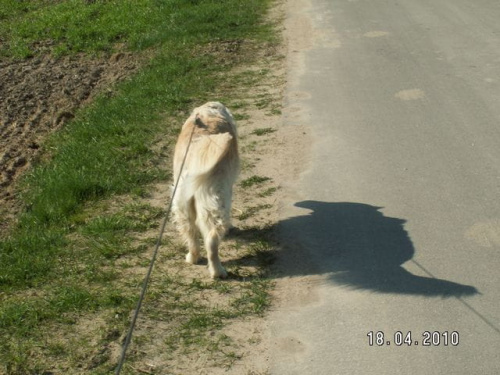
[172,102,239,278]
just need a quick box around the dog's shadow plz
[231,200,478,298]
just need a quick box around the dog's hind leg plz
[174,195,201,264]
[184,197,201,264]
[204,228,227,279]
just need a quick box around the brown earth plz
[0,51,144,233]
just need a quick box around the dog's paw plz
[186,252,201,264]
[209,264,228,279]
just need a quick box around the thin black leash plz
[115,119,197,374]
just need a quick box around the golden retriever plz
[172,102,239,278]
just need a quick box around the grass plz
[0,0,282,373]
[239,175,272,188]
[0,0,273,59]
[252,127,277,136]
[259,186,279,197]
[237,204,273,221]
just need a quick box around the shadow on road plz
[273,200,478,298]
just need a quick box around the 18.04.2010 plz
[367,331,459,346]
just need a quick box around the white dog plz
[172,102,239,278]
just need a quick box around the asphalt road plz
[270,0,500,373]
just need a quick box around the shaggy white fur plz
[172,102,239,278]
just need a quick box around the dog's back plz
[172,102,239,278]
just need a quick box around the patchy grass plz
[252,127,277,136]
[258,186,279,198]
[240,175,272,188]
[237,204,274,221]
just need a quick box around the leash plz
[115,118,197,374]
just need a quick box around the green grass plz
[237,204,273,221]
[0,284,132,352]
[252,127,277,136]
[0,0,273,59]
[258,186,278,197]
[158,272,274,350]
[231,279,272,314]
[239,175,272,188]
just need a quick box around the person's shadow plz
[273,200,478,297]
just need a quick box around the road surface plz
[269,0,500,373]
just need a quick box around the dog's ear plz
[194,114,207,129]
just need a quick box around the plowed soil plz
[0,52,142,233]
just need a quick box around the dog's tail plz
[189,132,234,177]
[176,131,235,200]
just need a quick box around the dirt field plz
[0,51,143,233]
